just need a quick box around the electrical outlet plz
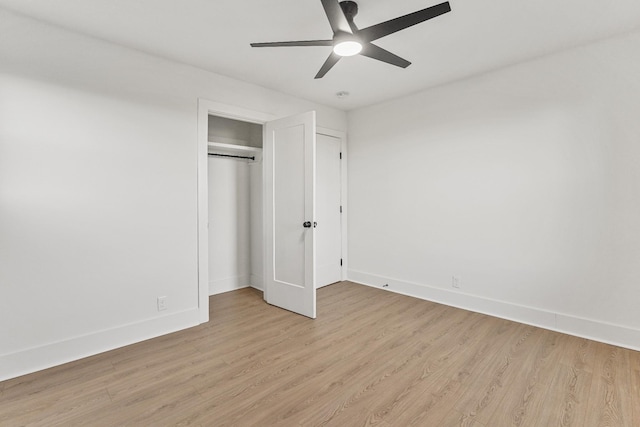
[452,276,460,289]
[157,296,167,311]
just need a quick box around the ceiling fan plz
[250,0,451,79]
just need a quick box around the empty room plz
[1,1,640,426]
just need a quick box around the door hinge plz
[340,258,343,266]
[340,205,342,213]
[339,152,342,160]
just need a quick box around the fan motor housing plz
[339,1,358,21]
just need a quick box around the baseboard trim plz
[250,274,264,291]
[348,269,640,352]
[0,308,200,382]
[209,275,251,296]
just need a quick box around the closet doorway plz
[197,100,347,321]
[207,115,263,296]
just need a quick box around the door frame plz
[196,99,348,323]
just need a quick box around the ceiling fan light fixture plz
[250,1,452,78]
[333,40,362,57]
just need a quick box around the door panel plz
[316,134,342,288]
[273,126,306,286]
[264,111,316,318]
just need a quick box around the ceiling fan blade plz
[360,43,411,68]
[321,0,353,35]
[251,40,333,48]
[358,1,451,42]
[315,52,341,79]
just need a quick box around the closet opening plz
[207,114,264,296]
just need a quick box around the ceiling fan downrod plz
[339,1,359,22]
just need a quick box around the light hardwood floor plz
[1,281,639,426]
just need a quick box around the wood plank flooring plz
[1,281,639,426]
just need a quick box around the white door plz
[264,111,316,318]
[316,133,342,288]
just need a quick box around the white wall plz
[207,157,251,295]
[0,9,346,381]
[348,30,640,350]
[206,156,263,294]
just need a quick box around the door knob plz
[303,221,312,228]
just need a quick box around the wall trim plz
[348,269,640,352]
[209,275,251,295]
[250,274,264,291]
[0,308,200,382]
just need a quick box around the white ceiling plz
[2,0,640,110]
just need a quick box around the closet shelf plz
[208,142,262,162]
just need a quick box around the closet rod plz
[208,153,255,161]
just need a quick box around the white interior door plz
[316,133,342,288]
[264,111,316,318]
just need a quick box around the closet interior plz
[207,114,263,295]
